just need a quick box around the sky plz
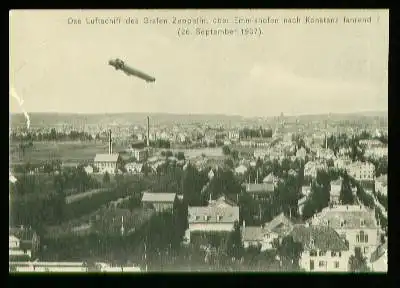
[9,9,389,117]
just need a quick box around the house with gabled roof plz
[184,197,239,244]
[141,192,177,213]
[290,225,351,272]
[9,227,40,261]
[94,153,120,175]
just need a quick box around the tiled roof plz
[241,227,272,241]
[142,192,176,203]
[289,225,349,251]
[312,205,378,229]
[243,183,274,194]
[94,153,119,162]
[264,213,294,235]
[370,242,387,263]
[188,205,239,224]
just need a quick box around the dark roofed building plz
[141,192,177,212]
[289,225,351,272]
[243,183,275,201]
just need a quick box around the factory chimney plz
[147,116,150,147]
[108,129,113,154]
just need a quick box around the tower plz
[146,116,150,147]
[108,130,113,154]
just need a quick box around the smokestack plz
[147,116,150,147]
[108,130,112,154]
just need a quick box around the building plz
[364,147,388,159]
[84,165,94,175]
[94,154,120,174]
[375,174,387,196]
[131,148,148,162]
[125,162,143,174]
[334,157,352,170]
[296,147,307,160]
[94,130,120,174]
[310,205,380,257]
[347,161,375,182]
[241,225,278,251]
[185,197,239,244]
[9,227,40,261]
[141,192,177,212]
[301,185,312,197]
[304,161,328,179]
[368,242,387,272]
[290,225,351,272]
[263,173,279,187]
[358,139,383,148]
[243,183,274,201]
[235,164,248,175]
[330,178,342,205]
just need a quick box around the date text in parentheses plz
[177,27,191,37]
[240,27,263,37]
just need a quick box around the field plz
[9,141,126,165]
[169,148,223,158]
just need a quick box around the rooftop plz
[243,183,274,194]
[289,225,349,251]
[94,153,119,162]
[263,213,294,235]
[142,192,177,203]
[312,205,378,229]
[188,204,239,224]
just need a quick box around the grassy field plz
[9,141,126,165]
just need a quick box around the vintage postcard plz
[9,9,388,273]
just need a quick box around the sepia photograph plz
[9,9,388,273]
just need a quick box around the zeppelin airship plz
[108,58,155,83]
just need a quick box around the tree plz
[275,235,303,267]
[224,158,234,170]
[340,172,354,205]
[103,172,110,185]
[226,221,244,260]
[222,145,231,156]
[176,152,185,161]
[349,247,370,272]
[231,150,239,161]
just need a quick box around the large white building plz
[311,205,380,257]
[94,130,120,174]
[304,160,328,179]
[346,161,375,181]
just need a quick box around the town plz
[9,112,388,272]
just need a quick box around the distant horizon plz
[9,109,388,119]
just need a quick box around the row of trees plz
[239,127,273,139]
[11,129,96,142]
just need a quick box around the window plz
[319,251,326,256]
[364,247,369,254]
[195,216,200,220]
[334,261,340,269]
[364,234,368,243]
[310,260,315,271]
[356,235,360,243]
[360,219,365,227]
[319,261,326,267]
[310,239,315,246]
[338,252,342,257]
[340,221,344,227]
[331,251,337,257]
[204,215,209,221]
[310,250,317,257]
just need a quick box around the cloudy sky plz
[9,9,388,117]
